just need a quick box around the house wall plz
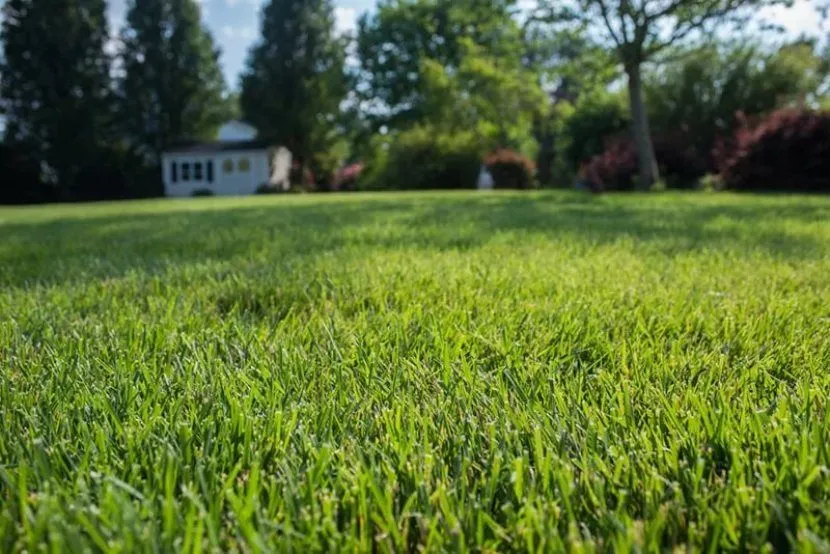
[162,151,270,197]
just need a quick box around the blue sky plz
[107,0,823,90]
[108,0,373,88]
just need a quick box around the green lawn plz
[1,191,829,552]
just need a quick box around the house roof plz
[165,139,274,154]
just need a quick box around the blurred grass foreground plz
[1,191,829,552]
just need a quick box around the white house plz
[161,121,292,197]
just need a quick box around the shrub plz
[560,91,631,173]
[332,163,364,191]
[191,189,215,197]
[0,143,56,204]
[71,146,162,202]
[581,140,638,192]
[290,161,316,191]
[377,127,483,190]
[255,183,286,195]
[581,133,709,192]
[484,149,535,189]
[715,109,830,192]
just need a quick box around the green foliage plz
[240,0,347,164]
[537,0,791,188]
[420,38,547,157]
[0,0,113,191]
[0,143,54,204]
[369,126,483,189]
[117,0,230,161]
[646,40,827,160]
[556,90,630,171]
[356,0,523,129]
[1,192,830,551]
[484,148,536,188]
[520,26,621,185]
[355,134,393,190]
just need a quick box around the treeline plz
[2,0,829,204]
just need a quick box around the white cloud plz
[759,0,824,36]
[225,0,259,7]
[222,25,258,40]
[334,7,358,35]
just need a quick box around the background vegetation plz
[2,0,830,202]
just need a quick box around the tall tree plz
[0,0,112,193]
[420,38,547,154]
[537,0,788,188]
[521,24,619,183]
[240,0,347,169]
[118,0,229,163]
[646,40,827,156]
[356,0,522,130]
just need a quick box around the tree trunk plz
[626,63,660,189]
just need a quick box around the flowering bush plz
[332,163,364,191]
[484,149,535,189]
[715,109,830,192]
[581,133,709,192]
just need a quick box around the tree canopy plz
[535,0,792,187]
[117,0,230,162]
[1,0,113,194]
[240,0,347,168]
[356,0,524,129]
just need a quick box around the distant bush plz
[560,91,631,172]
[377,127,483,190]
[332,163,364,191]
[582,133,708,192]
[255,183,286,195]
[581,140,637,192]
[0,143,56,204]
[72,146,162,202]
[290,161,316,191]
[484,149,535,189]
[715,109,830,192]
[191,189,215,197]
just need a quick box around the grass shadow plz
[1,192,828,289]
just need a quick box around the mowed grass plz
[1,191,829,553]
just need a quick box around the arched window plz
[223,159,234,173]
[238,158,251,172]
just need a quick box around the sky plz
[107,0,372,88]
[103,0,830,90]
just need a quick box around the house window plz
[171,162,178,183]
[182,162,191,181]
[223,159,234,173]
[194,162,203,181]
[238,158,250,172]
[207,160,214,183]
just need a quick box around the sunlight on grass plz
[1,191,829,552]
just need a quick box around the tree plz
[646,39,827,162]
[0,0,113,194]
[536,0,788,188]
[420,38,547,155]
[521,24,620,183]
[356,0,523,130]
[118,0,229,163]
[240,0,347,174]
